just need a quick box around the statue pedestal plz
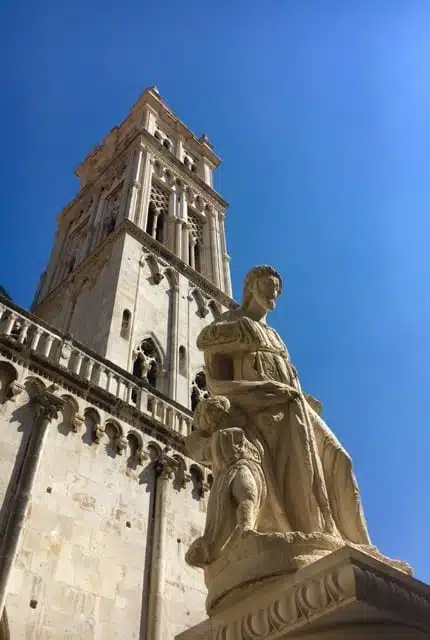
[176,546,430,640]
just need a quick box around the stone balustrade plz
[0,298,193,438]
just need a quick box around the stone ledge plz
[176,546,430,640]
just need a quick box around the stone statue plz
[185,265,411,612]
[186,396,265,566]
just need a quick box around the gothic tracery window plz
[146,182,169,243]
[188,210,204,273]
[133,338,161,389]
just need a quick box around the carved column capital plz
[33,392,64,423]
[153,454,177,480]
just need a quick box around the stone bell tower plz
[32,86,234,409]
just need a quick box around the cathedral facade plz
[0,87,234,639]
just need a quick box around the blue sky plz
[2,2,430,581]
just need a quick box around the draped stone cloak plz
[196,312,371,547]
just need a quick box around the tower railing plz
[0,297,193,438]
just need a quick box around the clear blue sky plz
[1,2,430,582]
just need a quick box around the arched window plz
[133,338,161,389]
[191,371,209,411]
[179,346,187,376]
[120,309,131,340]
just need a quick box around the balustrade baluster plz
[4,314,17,336]
[41,334,54,358]
[72,352,83,375]
[86,358,95,382]
[30,329,42,351]
[115,376,122,399]
[18,322,30,344]
[105,370,113,393]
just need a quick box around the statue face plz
[252,274,281,311]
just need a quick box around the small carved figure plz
[185,396,265,567]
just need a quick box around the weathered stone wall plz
[34,234,124,357]
[0,362,208,639]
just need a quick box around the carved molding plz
[208,555,430,640]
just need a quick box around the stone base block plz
[176,546,430,640]
[201,530,411,612]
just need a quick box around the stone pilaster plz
[138,151,154,231]
[147,453,177,640]
[0,392,63,619]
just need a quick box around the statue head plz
[193,396,231,434]
[193,396,247,433]
[242,265,283,312]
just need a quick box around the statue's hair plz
[193,395,231,429]
[242,265,283,307]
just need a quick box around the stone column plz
[189,236,196,270]
[151,211,159,239]
[0,391,63,619]
[182,223,191,264]
[147,456,175,640]
[179,185,188,222]
[175,218,183,259]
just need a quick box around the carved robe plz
[196,312,371,547]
